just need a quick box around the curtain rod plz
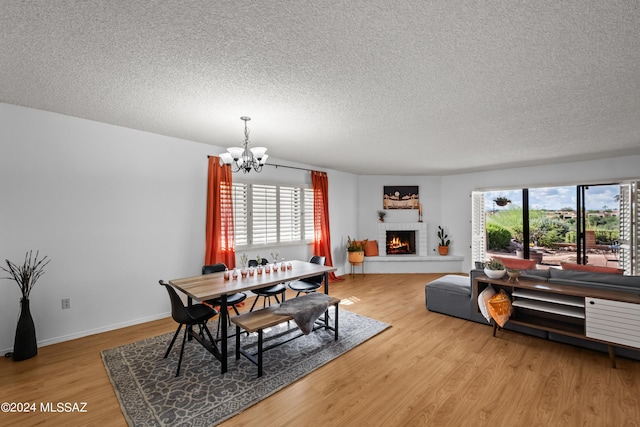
[268,163,316,172]
[207,156,316,173]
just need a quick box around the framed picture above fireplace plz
[383,186,419,210]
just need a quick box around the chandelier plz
[219,116,268,173]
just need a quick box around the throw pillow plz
[364,240,379,256]
[560,262,624,274]
[488,290,513,327]
[493,256,538,270]
[477,285,496,323]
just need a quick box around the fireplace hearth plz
[386,231,416,255]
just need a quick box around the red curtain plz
[312,171,342,282]
[204,156,236,268]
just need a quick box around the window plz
[472,182,639,275]
[279,186,301,242]
[231,182,314,248]
[251,184,278,245]
[232,183,248,246]
[303,188,314,240]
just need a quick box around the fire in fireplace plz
[386,231,416,255]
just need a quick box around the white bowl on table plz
[484,268,506,279]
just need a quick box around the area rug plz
[102,307,390,426]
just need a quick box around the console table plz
[473,276,640,368]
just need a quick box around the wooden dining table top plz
[169,260,337,302]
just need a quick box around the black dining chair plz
[248,258,287,311]
[202,263,248,339]
[159,280,218,377]
[288,255,326,297]
[202,263,247,316]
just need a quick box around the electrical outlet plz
[62,298,70,309]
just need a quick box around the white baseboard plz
[1,311,171,355]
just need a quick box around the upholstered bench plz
[425,274,472,320]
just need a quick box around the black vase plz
[13,298,37,361]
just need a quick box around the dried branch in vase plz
[1,250,51,299]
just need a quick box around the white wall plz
[329,170,361,272]
[0,103,358,352]
[357,175,443,255]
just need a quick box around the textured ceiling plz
[1,1,640,175]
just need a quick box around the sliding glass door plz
[575,184,620,265]
[472,181,638,274]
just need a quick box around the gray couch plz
[425,268,640,361]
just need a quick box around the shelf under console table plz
[473,276,640,368]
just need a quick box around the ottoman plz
[425,274,471,320]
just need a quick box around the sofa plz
[425,267,640,361]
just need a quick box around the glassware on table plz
[232,269,238,279]
[287,262,292,270]
[249,266,255,277]
[241,267,248,278]
[257,265,263,275]
[223,268,230,280]
[265,264,271,274]
[280,258,287,271]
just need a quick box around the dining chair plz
[248,258,287,311]
[288,255,326,297]
[159,280,218,377]
[202,263,247,316]
[202,263,248,339]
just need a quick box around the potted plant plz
[437,225,450,256]
[483,257,506,279]
[377,210,387,222]
[1,250,50,361]
[494,196,511,207]
[347,236,365,264]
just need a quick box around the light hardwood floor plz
[1,273,639,426]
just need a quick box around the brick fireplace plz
[377,222,427,256]
[386,230,416,255]
[362,221,463,273]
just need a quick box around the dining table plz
[169,259,337,373]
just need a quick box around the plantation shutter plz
[279,186,302,242]
[471,191,486,266]
[618,181,639,275]
[303,188,314,241]
[252,184,278,245]
[232,183,248,246]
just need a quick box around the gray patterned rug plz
[102,307,390,426]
